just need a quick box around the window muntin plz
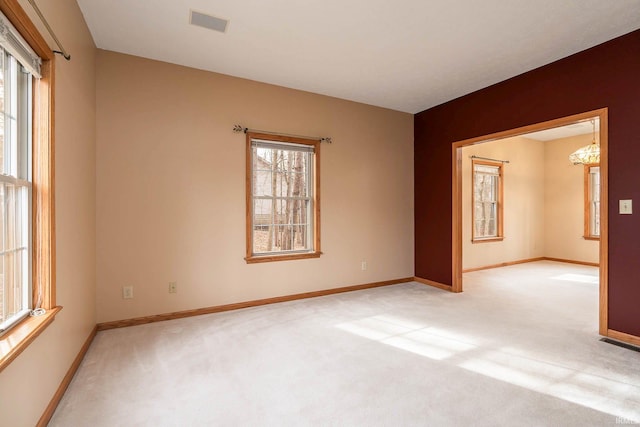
[472,160,503,242]
[0,47,32,335]
[585,165,600,239]
[247,134,320,262]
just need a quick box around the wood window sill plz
[245,252,322,264]
[0,306,62,373]
[472,237,504,244]
[583,236,600,241]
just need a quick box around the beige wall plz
[0,1,96,426]
[95,51,414,323]
[544,134,599,263]
[462,137,545,269]
[462,133,600,270]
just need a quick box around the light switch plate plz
[619,199,633,215]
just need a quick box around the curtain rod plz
[470,155,510,164]
[233,125,332,144]
[27,0,71,60]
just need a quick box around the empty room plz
[0,0,639,425]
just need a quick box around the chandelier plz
[569,119,599,165]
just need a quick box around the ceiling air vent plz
[190,10,228,33]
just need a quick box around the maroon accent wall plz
[414,30,640,336]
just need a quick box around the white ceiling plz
[76,0,640,113]
[524,119,599,141]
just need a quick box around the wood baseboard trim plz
[542,257,599,267]
[413,276,454,292]
[37,325,98,427]
[462,257,599,273]
[606,329,640,347]
[462,257,545,273]
[97,277,415,331]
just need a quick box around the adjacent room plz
[459,118,602,321]
[461,120,601,274]
[0,0,639,425]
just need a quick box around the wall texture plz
[462,136,545,269]
[96,51,414,323]
[544,134,599,263]
[0,0,96,425]
[415,29,640,336]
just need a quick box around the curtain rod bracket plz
[53,50,70,61]
[233,124,248,134]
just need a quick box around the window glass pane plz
[0,183,4,252]
[5,183,15,250]
[0,52,6,176]
[0,254,4,323]
[250,139,314,256]
[16,185,27,247]
[0,110,4,176]
[253,147,274,197]
[17,63,30,181]
[7,56,17,178]
[0,50,5,113]
[588,166,600,237]
[0,47,33,333]
[253,198,272,253]
[593,201,600,236]
[253,166,273,197]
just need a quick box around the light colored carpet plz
[50,261,640,426]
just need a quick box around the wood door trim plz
[451,108,609,335]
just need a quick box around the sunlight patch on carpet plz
[550,273,598,284]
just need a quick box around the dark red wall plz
[414,30,640,336]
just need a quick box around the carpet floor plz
[49,261,640,426]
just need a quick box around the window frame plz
[471,159,504,243]
[584,164,600,240]
[0,0,57,373]
[245,132,321,263]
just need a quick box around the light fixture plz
[569,119,599,165]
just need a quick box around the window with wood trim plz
[0,44,33,335]
[246,133,320,263]
[472,160,503,242]
[0,0,56,373]
[585,164,600,239]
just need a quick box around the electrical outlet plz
[169,281,177,294]
[361,261,367,271]
[123,286,133,299]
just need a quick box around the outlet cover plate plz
[169,282,177,293]
[123,286,133,299]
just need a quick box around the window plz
[0,0,56,374]
[472,160,503,242]
[585,165,600,239]
[246,133,320,263]
[0,45,33,335]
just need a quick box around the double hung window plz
[0,2,55,373]
[0,19,36,335]
[585,165,600,239]
[246,133,320,263]
[472,160,503,242]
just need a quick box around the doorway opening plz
[451,108,608,334]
